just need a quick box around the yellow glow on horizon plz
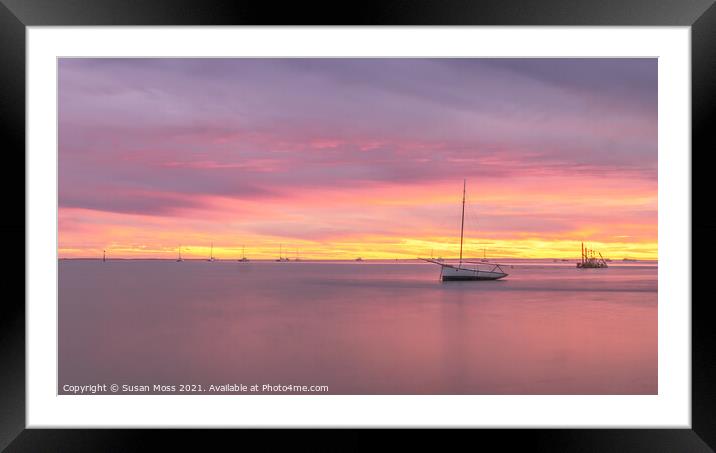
[58,176,657,261]
[59,236,658,261]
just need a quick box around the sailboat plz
[276,244,289,262]
[176,245,183,262]
[238,245,249,262]
[577,242,608,268]
[207,242,215,262]
[422,180,508,281]
[480,248,489,263]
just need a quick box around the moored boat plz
[238,246,249,262]
[576,242,608,268]
[422,180,508,281]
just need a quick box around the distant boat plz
[238,245,249,262]
[102,249,106,262]
[422,180,508,281]
[356,257,363,261]
[176,245,183,262]
[622,258,637,262]
[276,244,289,262]
[207,242,215,262]
[577,242,608,268]
[480,248,489,263]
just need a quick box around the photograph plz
[57,57,658,396]
[2,0,709,445]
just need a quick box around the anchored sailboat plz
[207,242,215,262]
[276,244,289,262]
[481,248,488,263]
[238,245,249,262]
[576,242,608,268]
[422,180,508,281]
[176,245,183,262]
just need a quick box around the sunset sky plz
[58,58,657,260]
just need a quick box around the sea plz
[58,259,657,395]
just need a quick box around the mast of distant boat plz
[103,249,106,262]
[459,179,466,266]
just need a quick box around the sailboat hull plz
[441,265,507,281]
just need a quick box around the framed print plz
[3,0,715,450]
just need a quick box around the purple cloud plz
[59,58,657,215]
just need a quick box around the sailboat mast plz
[459,179,466,265]
[210,242,213,260]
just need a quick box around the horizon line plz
[58,257,658,261]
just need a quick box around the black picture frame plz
[2,0,714,450]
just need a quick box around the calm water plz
[58,260,657,394]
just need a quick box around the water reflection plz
[59,260,657,394]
